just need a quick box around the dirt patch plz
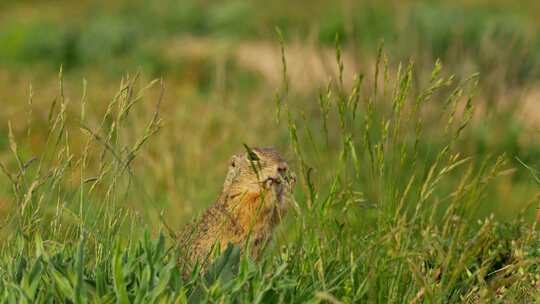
[520,88,540,129]
[164,37,360,92]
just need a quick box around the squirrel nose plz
[277,163,288,176]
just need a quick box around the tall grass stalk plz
[0,42,538,302]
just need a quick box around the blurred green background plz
[0,0,539,230]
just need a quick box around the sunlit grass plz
[0,37,538,301]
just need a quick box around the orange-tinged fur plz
[177,147,295,271]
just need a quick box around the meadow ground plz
[0,0,539,302]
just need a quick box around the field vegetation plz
[0,0,539,302]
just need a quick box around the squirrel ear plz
[230,155,238,167]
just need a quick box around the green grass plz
[0,1,539,302]
[1,1,539,82]
[0,40,539,302]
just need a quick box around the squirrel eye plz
[230,160,236,167]
[247,151,260,162]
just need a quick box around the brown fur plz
[177,147,295,271]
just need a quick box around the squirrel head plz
[222,147,296,211]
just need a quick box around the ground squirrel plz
[178,147,296,272]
